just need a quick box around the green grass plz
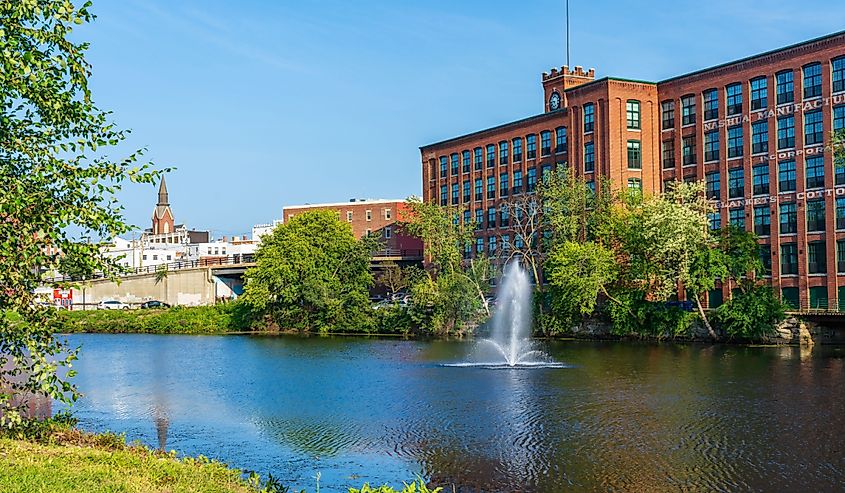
[0,438,254,493]
[57,304,255,334]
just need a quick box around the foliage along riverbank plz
[0,415,441,493]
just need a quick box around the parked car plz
[140,300,170,309]
[98,300,130,310]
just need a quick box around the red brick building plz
[282,199,423,262]
[421,30,845,311]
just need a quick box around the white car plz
[98,300,130,310]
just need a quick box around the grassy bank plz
[57,304,255,334]
[0,416,441,493]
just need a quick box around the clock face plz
[549,92,561,110]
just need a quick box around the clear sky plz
[83,0,845,238]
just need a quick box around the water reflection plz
[60,335,845,492]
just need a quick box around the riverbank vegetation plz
[57,304,255,334]
[0,415,440,493]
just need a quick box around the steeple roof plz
[153,178,172,220]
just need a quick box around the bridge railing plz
[372,248,424,259]
[784,296,845,314]
[46,254,256,283]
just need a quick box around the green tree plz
[715,285,786,339]
[544,240,617,329]
[242,210,374,332]
[0,1,161,425]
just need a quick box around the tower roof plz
[157,177,169,206]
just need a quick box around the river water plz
[59,334,845,492]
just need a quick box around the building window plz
[539,131,552,156]
[662,139,675,169]
[835,105,845,131]
[727,125,743,158]
[583,103,595,133]
[806,156,825,189]
[439,156,447,178]
[838,198,845,230]
[780,202,797,234]
[728,168,744,198]
[627,140,641,169]
[682,136,696,165]
[463,210,471,225]
[512,138,523,162]
[626,100,641,129]
[703,89,718,121]
[627,178,642,193]
[450,153,459,176]
[778,160,796,192]
[487,207,496,229]
[462,181,471,203]
[527,168,537,193]
[475,209,484,229]
[475,237,484,254]
[706,172,720,199]
[708,211,721,230]
[513,170,523,194]
[488,236,497,254]
[439,186,447,206]
[806,199,826,232]
[527,134,537,159]
[781,243,798,275]
[751,120,768,154]
[584,142,595,172]
[153,255,158,261]
[487,176,495,199]
[346,211,353,222]
[838,240,845,275]
[486,144,496,167]
[808,241,826,274]
[803,63,822,99]
[704,130,720,162]
[384,226,392,239]
[542,163,553,182]
[776,70,794,105]
[462,150,471,173]
[586,180,596,195]
[750,77,768,110]
[777,115,795,149]
[451,184,459,205]
[142,254,148,260]
[681,94,696,125]
[754,205,771,236]
[829,56,845,94]
[759,245,772,275]
[726,83,742,115]
[729,207,745,229]
[499,173,509,197]
[500,205,510,227]
[661,100,675,129]
[474,147,483,170]
[499,141,509,165]
[804,109,824,145]
[474,179,482,201]
[555,127,567,153]
[752,164,769,195]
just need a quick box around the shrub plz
[715,285,786,339]
[606,290,696,338]
[349,479,442,493]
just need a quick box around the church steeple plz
[157,177,169,206]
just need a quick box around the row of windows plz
[581,100,642,134]
[436,129,567,179]
[706,197,845,236]
[661,58,845,129]
[682,158,844,201]
[438,166,555,206]
[662,105,845,168]
[750,239,845,276]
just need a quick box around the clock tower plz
[541,65,596,112]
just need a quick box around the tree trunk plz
[693,292,719,341]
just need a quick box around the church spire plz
[157,177,169,206]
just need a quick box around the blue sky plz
[84,0,845,238]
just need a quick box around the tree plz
[545,240,617,327]
[0,1,160,425]
[242,210,374,332]
[376,261,414,296]
[500,194,542,284]
[401,198,487,334]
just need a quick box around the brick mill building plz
[420,30,845,311]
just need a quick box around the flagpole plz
[566,0,570,67]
